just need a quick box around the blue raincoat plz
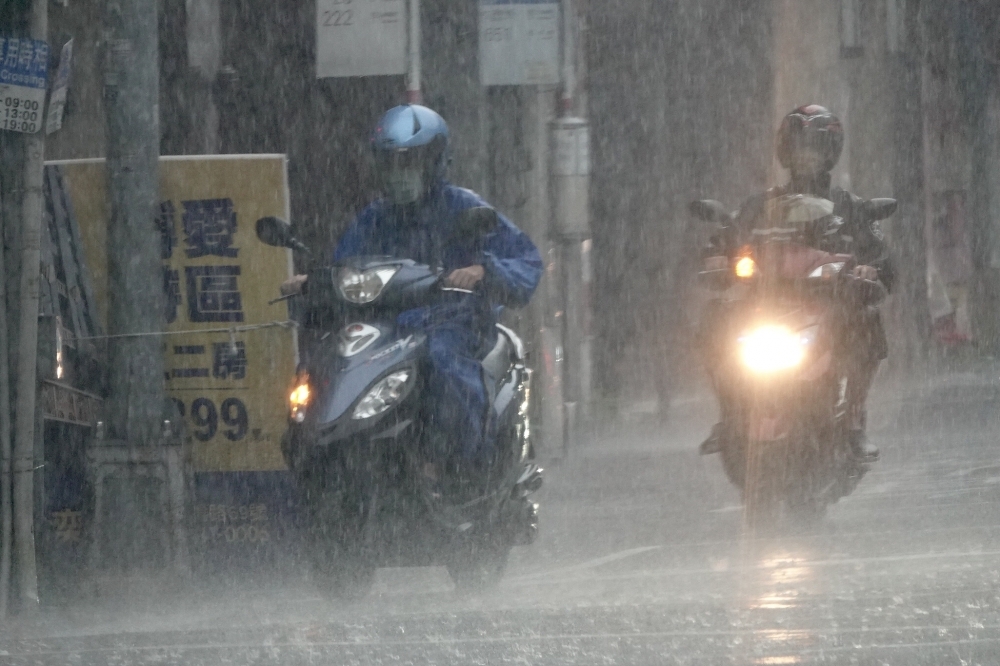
[334,183,542,463]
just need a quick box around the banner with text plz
[52,155,297,473]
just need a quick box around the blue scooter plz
[256,209,542,596]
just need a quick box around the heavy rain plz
[0,0,999,664]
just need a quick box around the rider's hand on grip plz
[281,274,308,296]
[444,265,485,290]
[851,265,878,282]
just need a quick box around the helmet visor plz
[783,114,842,172]
[374,147,427,172]
[375,148,429,204]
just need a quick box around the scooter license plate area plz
[747,412,789,443]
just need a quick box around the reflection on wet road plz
[3,377,1000,664]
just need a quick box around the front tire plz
[741,430,828,533]
[446,539,510,594]
[298,463,377,600]
[308,531,376,600]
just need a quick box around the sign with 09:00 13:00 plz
[0,37,49,134]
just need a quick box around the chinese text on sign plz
[0,37,49,134]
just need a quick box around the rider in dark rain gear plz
[333,105,542,484]
[699,105,890,461]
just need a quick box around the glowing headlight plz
[735,256,757,278]
[808,262,845,279]
[338,266,401,304]
[289,373,311,423]
[352,370,411,420]
[738,325,809,373]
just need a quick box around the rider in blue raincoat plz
[333,105,542,479]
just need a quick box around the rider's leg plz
[846,356,880,458]
[698,298,730,455]
[845,307,887,461]
[426,323,497,470]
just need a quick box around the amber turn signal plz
[734,256,756,278]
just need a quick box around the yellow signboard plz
[50,155,297,472]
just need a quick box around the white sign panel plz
[0,37,49,134]
[480,0,559,86]
[553,120,589,176]
[316,0,407,79]
[46,39,73,134]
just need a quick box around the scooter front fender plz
[307,329,427,437]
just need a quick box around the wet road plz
[3,371,1000,665]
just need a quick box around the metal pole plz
[525,87,564,458]
[407,0,421,103]
[0,142,14,619]
[12,0,47,612]
[103,0,166,445]
[550,0,590,451]
[560,0,575,114]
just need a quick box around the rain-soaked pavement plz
[3,368,1000,665]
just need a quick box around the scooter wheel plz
[310,541,376,600]
[446,541,510,594]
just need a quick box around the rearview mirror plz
[456,206,499,240]
[864,198,897,221]
[256,216,296,248]
[256,216,310,254]
[689,200,731,224]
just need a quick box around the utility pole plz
[103,0,166,448]
[406,0,421,103]
[10,0,48,613]
[885,0,930,371]
[551,0,591,454]
[0,204,11,618]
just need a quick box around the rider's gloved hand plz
[852,265,878,281]
[444,265,485,290]
[281,274,308,296]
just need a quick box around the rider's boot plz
[846,359,880,462]
[848,429,879,461]
[847,405,879,461]
[699,422,724,455]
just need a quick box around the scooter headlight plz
[353,370,412,420]
[738,325,810,373]
[338,266,401,304]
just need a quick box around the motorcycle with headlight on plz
[691,194,896,526]
[255,208,542,597]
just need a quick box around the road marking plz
[509,545,662,582]
[5,625,999,657]
[504,547,1000,588]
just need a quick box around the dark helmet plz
[371,105,450,204]
[776,105,844,173]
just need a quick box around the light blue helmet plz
[371,105,450,205]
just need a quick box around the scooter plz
[255,208,542,596]
[691,194,896,526]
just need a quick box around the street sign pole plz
[407,0,421,103]
[8,0,50,614]
[550,0,591,455]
